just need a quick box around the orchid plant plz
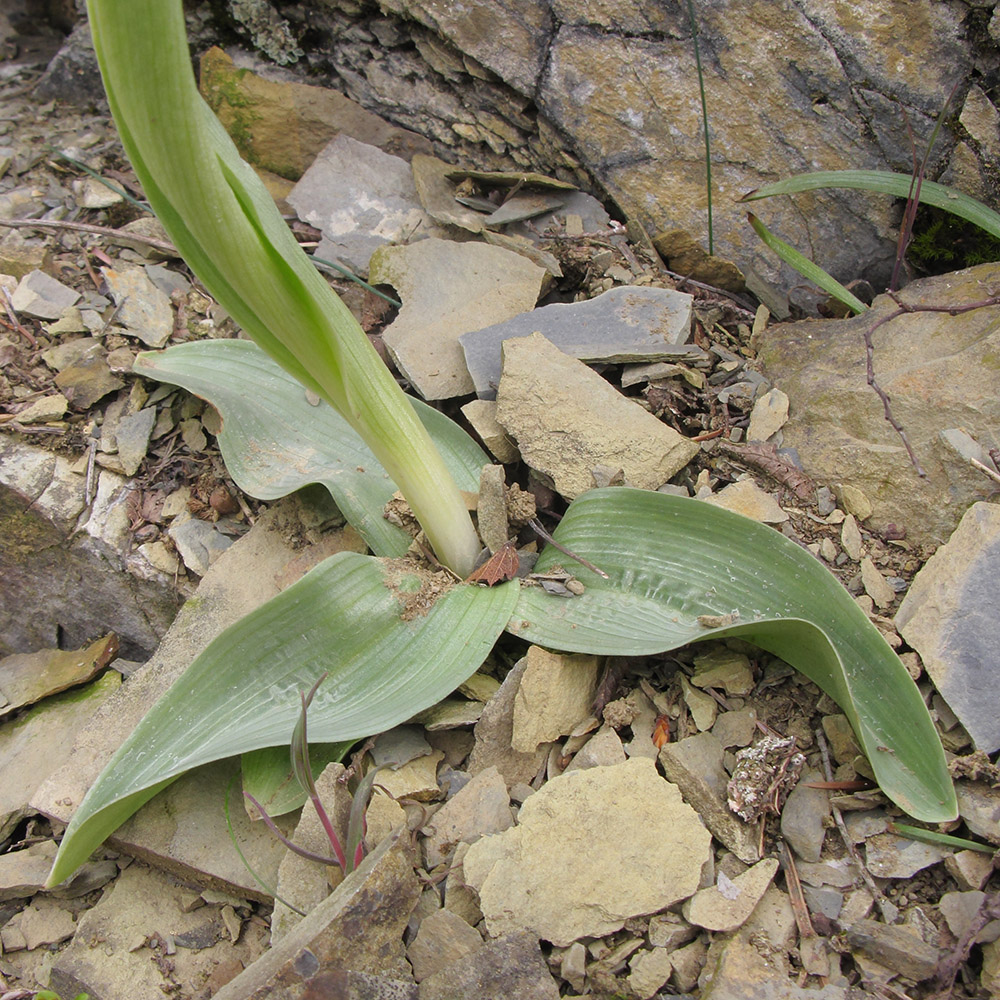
[47,0,957,886]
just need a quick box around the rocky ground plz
[1,15,1000,1000]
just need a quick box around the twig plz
[862,291,1000,477]
[931,892,1000,996]
[715,440,816,501]
[815,727,896,923]
[1,286,37,347]
[971,456,1000,486]
[0,216,178,254]
[528,517,610,578]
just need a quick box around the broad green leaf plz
[134,340,488,556]
[241,743,353,819]
[48,553,518,886]
[741,169,1000,240]
[509,488,956,823]
[747,214,868,315]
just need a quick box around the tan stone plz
[512,645,600,752]
[463,757,711,946]
[496,333,698,499]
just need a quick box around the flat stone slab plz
[896,502,1000,752]
[461,285,697,399]
[212,833,419,1000]
[495,333,699,499]
[1,672,121,843]
[288,135,445,274]
[372,238,546,400]
[11,269,80,319]
[101,264,173,347]
[755,265,1000,548]
[463,757,711,946]
[48,861,270,1000]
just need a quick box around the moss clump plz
[907,204,1000,275]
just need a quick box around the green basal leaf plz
[741,169,1000,240]
[48,554,518,886]
[509,488,956,823]
[747,214,868,315]
[134,341,488,557]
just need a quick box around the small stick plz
[0,216,177,254]
[815,727,896,923]
[1,286,37,347]
[971,455,1000,486]
[528,517,610,578]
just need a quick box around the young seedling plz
[246,674,377,874]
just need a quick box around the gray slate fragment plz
[115,407,157,476]
[845,919,941,980]
[780,769,830,863]
[289,135,443,274]
[461,285,698,399]
[896,502,1000,751]
[169,516,235,575]
[659,732,761,863]
[11,269,80,319]
[418,930,559,1000]
[101,264,174,347]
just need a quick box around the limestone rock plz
[779,770,829,863]
[463,757,711,946]
[198,833,419,1000]
[756,268,1000,549]
[372,238,545,399]
[14,393,68,423]
[48,862,269,1000]
[11,269,79,319]
[417,930,559,1000]
[1,673,120,843]
[460,399,519,463]
[406,908,482,982]
[896,502,1000,752]
[423,765,513,868]
[496,333,698,499]
[659,732,761,863]
[53,353,124,410]
[564,724,626,772]
[628,946,675,999]
[700,930,847,1000]
[845,919,941,981]
[864,832,952,879]
[467,655,550,787]
[512,645,600,752]
[101,264,174,347]
[289,135,445,275]
[746,388,789,442]
[0,634,117,718]
[683,858,779,932]
[412,153,488,232]
[460,285,697,399]
[702,479,788,524]
[377,750,445,802]
[200,47,431,180]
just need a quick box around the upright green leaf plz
[88,0,481,575]
[134,341,488,556]
[48,554,518,886]
[509,489,956,823]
